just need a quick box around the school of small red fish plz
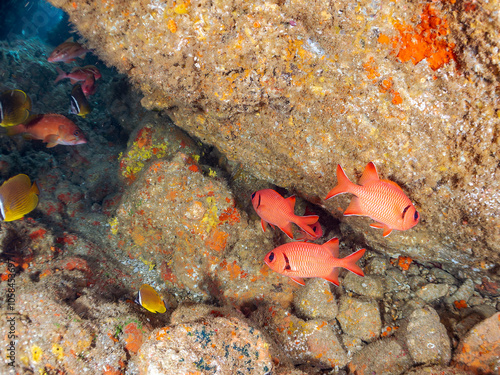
[252,162,419,286]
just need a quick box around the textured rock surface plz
[337,295,381,342]
[47,0,500,268]
[453,312,500,374]
[348,338,413,375]
[136,316,273,374]
[400,306,452,366]
[292,278,338,320]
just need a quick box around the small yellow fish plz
[137,284,166,313]
[0,89,32,127]
[0,174,40,221]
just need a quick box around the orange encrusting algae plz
[379,4,456,71]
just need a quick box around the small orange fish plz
[325,162,419,237]
[252,189,319,239]
[8,114,87,148]
[0,174,39,222]
[264,237,365,285]
[48,38,90,63]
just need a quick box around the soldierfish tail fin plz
[340,248,366,277]
[294,215,319,238]
[325,164,356,200]
[54,66,67,83]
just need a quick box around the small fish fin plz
[340,248,366,276]
[260,219,268,232]
[54,66,66,83]
[322,237,339,258]
[285,195,296,210]
[30,181,40,195]
[295,215,319,237]
[70,79,78,85]
[44,134,60,148]
[343,197,364,216]
[323,268,340,286]
[290,276,305,286]
[279,222,294,239]
[64,37,75,43]
[269,223,276,230]
[370,222,392,237]
[359,162,379,185]
[382,180,404,191]
[325,164,355,200]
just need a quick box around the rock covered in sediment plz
[405,366,473,375]
[342,272,385,299]
[292,278,338,320]
[47,0,500,270]
[253,304,348,369]
[136,316,273,375]
[348,338,413,375]
[453,312,500,374]
[336,295,382,342]
[399,306,451,366]
[111,152,297,307]
[415,283,450,303]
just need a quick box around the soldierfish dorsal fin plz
[322,237,339,258]
[285,195,296,210]
[358,162,379,185]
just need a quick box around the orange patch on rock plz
[205,227,229,252]
[363,57,380,81]
[389,4,456,70]
[398,256,413,271]
[124,322,143,354]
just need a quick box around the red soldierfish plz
[325,162,419,237]
[252,189,319,239]
[54,65,101,84]
[48,38,90,63]
[264,237,365,286]
[8,114,87,148]
[81,74,97,96]
[296,206,323,241]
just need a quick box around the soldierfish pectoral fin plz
[325,164,355,200]
[290,276,305,286]
[261,219,268,232]
[321,237,339,258]
[370,222,392,237]
[359,162,379,185]
[323,268,340,286]
[343,197,364,216]
[279,222,294,239]
[285,195,296,210]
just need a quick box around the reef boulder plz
[48,0,500,268]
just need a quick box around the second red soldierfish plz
[325,162,419,237]
[54,65,101,84]
[7,114,87,148]
[296,206,323,241]
[252,189,319,239]
[264,237,365,286]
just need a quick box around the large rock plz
[47,0,500,268]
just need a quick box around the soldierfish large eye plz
[414,211,419,221]
[268,252,275,262]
